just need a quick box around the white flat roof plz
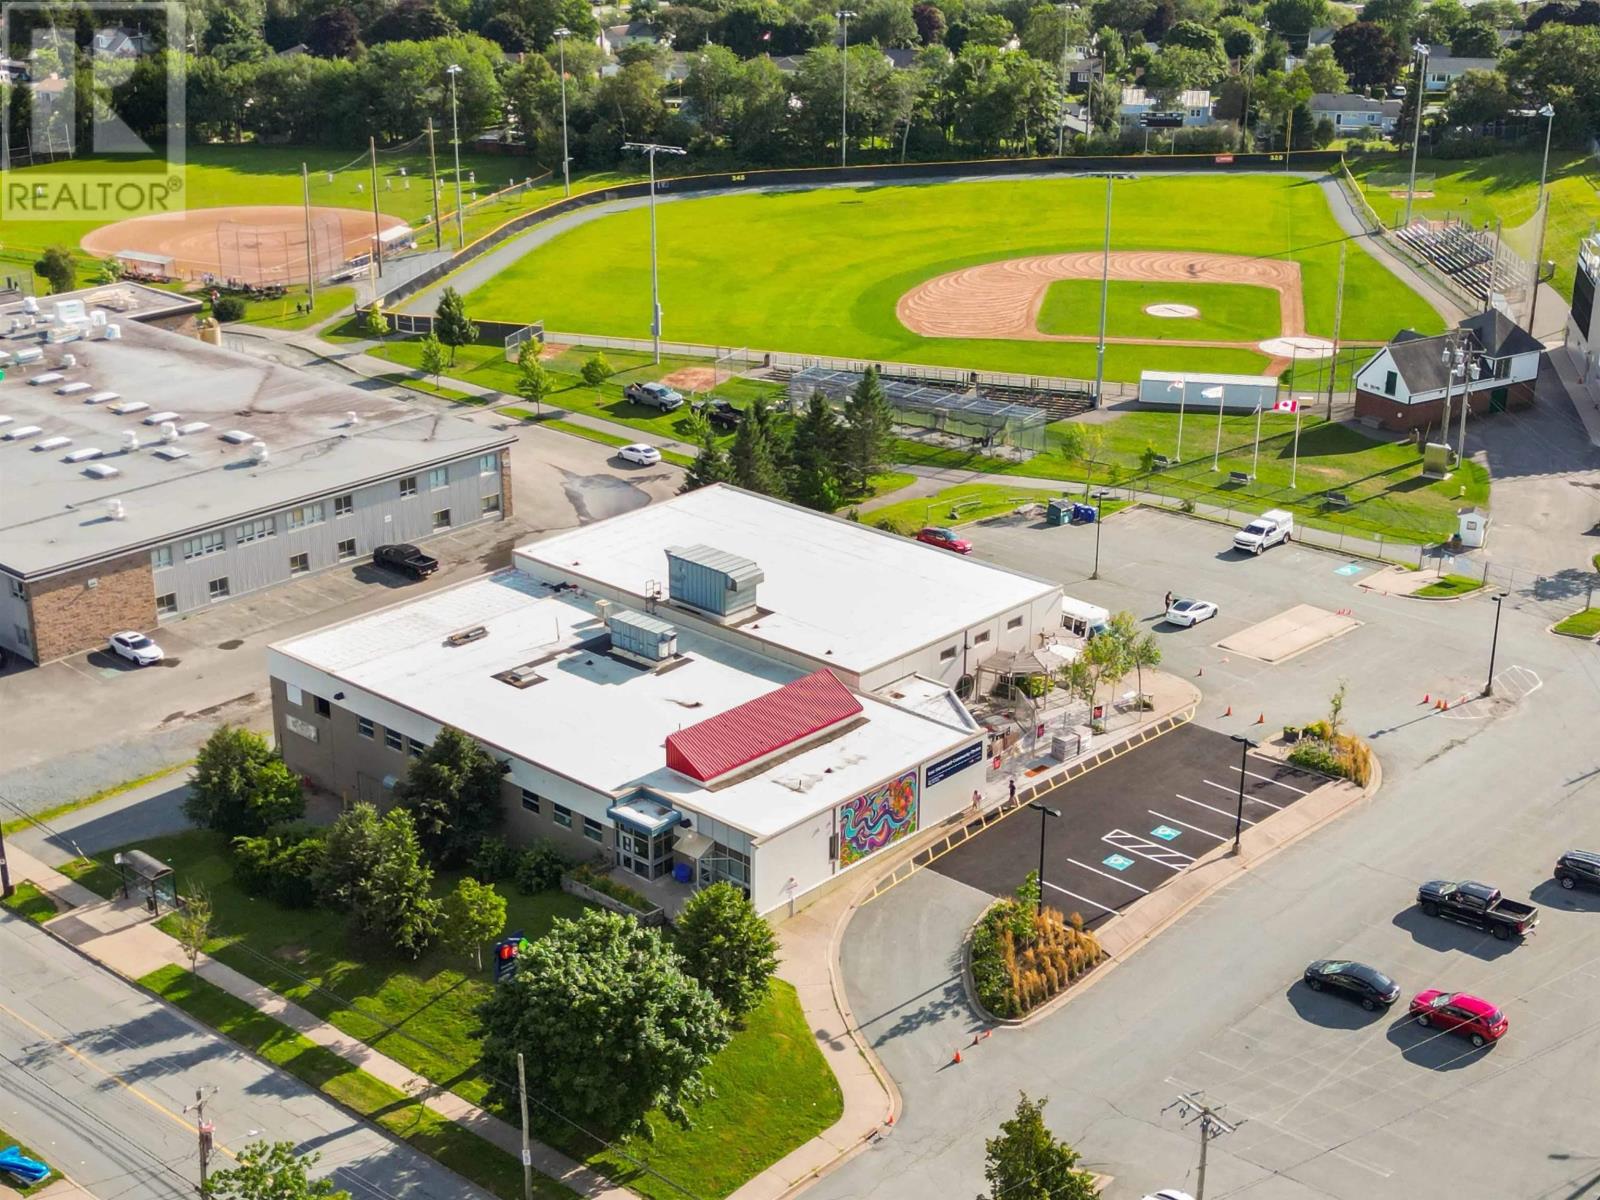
[513,485,1056,675]
[272,571,969,839]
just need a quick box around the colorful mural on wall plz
[838,770,920,867]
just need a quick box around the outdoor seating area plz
[1395,219,1528,302]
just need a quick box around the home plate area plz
[1145,303,1200,318]
[1216,604,1360,664]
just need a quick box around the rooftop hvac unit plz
[59,353,77,368]
[13,347,43,366]
[22,296,38,314]
[592,599,614,626]
[104,324,121,340]
[46,325,85,345]
[106,498,125,520]
[121,430,140,451]
[160,422,178,443]
[251,441,270,464]
[54,300,87,324]
[90,310,108,328]
[445,625,489,647]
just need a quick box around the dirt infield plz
[661,366,718,392]
[80,205,408,286]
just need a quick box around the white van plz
[1061,596,1110,639]
[1234,509,1294,555]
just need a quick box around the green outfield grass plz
[455,174,1443,382]
[1035,279,1283,342]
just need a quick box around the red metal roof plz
[666,669,863,783]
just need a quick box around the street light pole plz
[1206,385,1225,470]
[623,141,687,364]
[554,28,572,198]
[1056,1,1074,157]
[837,10,857,168]
[1527,102,1556,337]
[1229,735,1255,854]
[446,63,465,250]
[1091,489,1108,579]
[1027,802,1061,914]
[1482,590,1509,696]
[1403,42,1429,227]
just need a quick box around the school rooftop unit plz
[0,285,512,663]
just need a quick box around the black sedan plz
[1303,960,1401,1011]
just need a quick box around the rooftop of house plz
[1120,87,1212,109]
[1459,309,1543,359]
[1308,92,1402,115]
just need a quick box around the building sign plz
[837,769,919,867]
[285,715,318,742]
[925,741,983,789]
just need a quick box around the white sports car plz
[1165,598,1218,627]
[108,630,164,665]
[618,443,662,466]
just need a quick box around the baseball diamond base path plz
[897,250,1328,372]
[81,205,409,286]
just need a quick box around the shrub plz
[1287,739,1342,776]
[232,831,326,909]
[1287,732,1372,785]
[212,296,247,322]
[970,900,1104,1019]
[569,862,652,912]
[873,515,911,536]
[579,352,612,385]
[469,835,519,883]
[513,840,570,894]
[1017,675,1050,698]
[675,881,779,1019]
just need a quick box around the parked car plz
[618,443,662,466]
[699,398,744,431]
[1165,598,1218,627]
[1408,990,1508,1047]
[623,381,684,411]
[1554,850,1600,891]
[1302,959,1401,1011]
[372,543,439,580]
[1417,879,1539,940]
[916,526,973,554]
[107,630,164,665]
[1233,509,1294,554]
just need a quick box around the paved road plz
[0,914,490,1200]
[814,506,1600,1200]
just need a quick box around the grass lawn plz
[863,470,916,500]
[1,881,60,924]
[1036,279,1283,342]
[1414,573,1485,598]
[509,413,696,468]
[0,1124,60,1195]
[458,175,1442,382]
[1553,608,1600,638]
[235,285,357,332]
[375,371,487,404]
[870,483,1063,530]
[141,965,575,1200]
[1349,150,1600,299]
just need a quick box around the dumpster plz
[1046,498,1073,526]
[1070,502,1097,524]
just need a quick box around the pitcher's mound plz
[1259,335,1335,359]
[1217,604,1359,664]
[1145,303,1200,318]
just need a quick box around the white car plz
[1233,508,1294,555]
[1165,598,1218,627]
[108,630,164,665]
[618,443,662,466]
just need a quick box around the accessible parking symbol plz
[1102,854,1136,871]
[1150,825,1182,842]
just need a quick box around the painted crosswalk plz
[1103,829,1194,869]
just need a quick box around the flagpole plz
[1252,401,1262,480]
[1211,388,1225,471]
[1291,403,1302,489]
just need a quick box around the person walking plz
[1163,590,1174,612]
[1008,778,1017,805]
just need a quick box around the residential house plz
[1423,47,1498,92]
[1119,87,1213,128]
[601,22,660,55]
[1308,92,1403,134]
[1354,311,1543,431]
[1063,55,1100,88]
[91,27,155,58]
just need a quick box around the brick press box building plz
[0,284,512,664]
[1353,310,1543,432]
[268,485,1066,914]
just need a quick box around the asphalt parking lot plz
[930,722,1324,929]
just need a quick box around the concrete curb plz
[1546,617,1600,642]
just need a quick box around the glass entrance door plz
[615,826,673,878]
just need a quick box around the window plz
[13,623,29,649]
[407,736,428,758]
[1384,370,1397,396]
[973,630,990,644]
[553,803,573,828]
[712,842,750,887]
[399,476,418,498]
[520,788,541,813]
[286,502,324,530]
[478,453,499,475]
[481,493,501,514]
[385,727,403,751]
[289,552,310,576]
[432,508,452,530]
[235,517,275,544]
[358,716,374,739]
[939,645,958,662]
[207,576,230,600]
[1007,615,1024,630]
[184,531,224,560]
[337,538,357,561]
[156,592,177,616]
[150,546,172,570]
[583,817,603,843]
[427,466,449,491]
[312,694,331,718]
[6,576,23,600]
[334,494,353,517]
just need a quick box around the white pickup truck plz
[1233,509,1294,555]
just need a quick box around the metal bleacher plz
[1395,220,1529,304]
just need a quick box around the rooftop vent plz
[34,435,71,452]
[345,411,359,427]
[154,445,190,461]
[3,424,43,440]
[251,441,270,464]
[665,545,764,624]
[29,372,64,387]
[144,410,180,426]
[177,421,210,436]
[59,353,77,369]
[86,463,121,480]
[109,400,149,415]
[84,391,120,405]
[121,430,140,452]
[56,381,92,396]
[445,625,489,647]
[160,421,178,442]
[103,324,121,341]
[493,663,546,688]
[106,498,126,520]
[0,351,11,367]
[220,429,252,444]
[22,296,38,315]
[63,447,104,463]
[12,347,43,366]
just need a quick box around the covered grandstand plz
[787,366,1050,452]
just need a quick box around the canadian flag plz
[1273,398,1300,413]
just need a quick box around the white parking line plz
[1204,778,1283,810]
[1042,880,1120,917]
[1066,858,1151,893]
[1103,829,1192,870]
[1148,810,1229,842]
[1175,792,1258,826]
[1233,763,1310,795]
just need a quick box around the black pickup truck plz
[1417,879,1539,940]
[373,543,439,580]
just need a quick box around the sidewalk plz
[3,844,635,1200]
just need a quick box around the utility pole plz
[1404,42,1429,226]
[184,1086,219,1195]
[1164,1091,1238,1200]
[367,137,383,277]
[517,1053,533,1200]
[837,10,857,168]
[1056,1,1072,157]
[446,63,466,250]
[623,142,687,363]
[554,29,573,197]
[425,118,442,250]
[301,163,317,306]
[1326,241,1344,420]
[0,820,14,899]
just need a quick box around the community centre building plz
[268,485,1066,914]
[0,283,512,664]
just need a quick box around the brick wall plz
[499,450,514,519]
[27,551,156,662]
[1355,381,1534,432]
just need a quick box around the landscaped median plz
[1412,573,1486,599]
[968,875,1106,1021]
[869,483,1129,533]
[1553,608,1600,639]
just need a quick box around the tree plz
[34,246,76,294]
[515,339,552,415]
[1124,628,1161,709]
[439,877,507,968]
[981,1094,1098,1200]
[1263,0,1328,42]
[355,808,439,957]
[395,726,506,867]
[1163,19,1222,54]
[1255,67,1314,147]
[841,366,893,494]
[787,391,844,511]
[1448,69,1511,127]
[1216,16,1259,60]
[1503,25,1600,131]
[1358,0,1421,44]
[205,1141,349,1200]
[420,332,446,386]
[361,302,388,339]
[1301,45,1349,94]
[185,725,305,836]
[675,882,780,1019]
[913,3,947,45]
[1326,678,1348,737]
[1082,620,1130,715]
[317,802,384,911]
[308,8,362,57]
[1526,0,1600,30]
[684,430,734,492]
[1143,44,1226,101]
[580,352,612,385]
[480,12,531,51]
[434,286,477,365]
[857,0,919,47]
[172,888,212,974]
[366,0,458,44]
[1450,23,1501,57]
[1333,21,1401,90]
[478,910,730,1133]
[730,397,787,497]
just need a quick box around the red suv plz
[1408,990,1507,1047]
[916,526,973,554]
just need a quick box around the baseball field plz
[456,173,1447,383]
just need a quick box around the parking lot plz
[930,722,1324,929]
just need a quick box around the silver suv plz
[624,381,684,411]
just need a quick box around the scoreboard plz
[1574,233,1599,350]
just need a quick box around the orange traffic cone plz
[1255,712,1265,725]
[886,1112,896,1127]
[1224,705,1232,717]
[1441,698,1449,710]
[1197,667,1204,676]
[1422,694,1430,705]
[952,1049,963,1065]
